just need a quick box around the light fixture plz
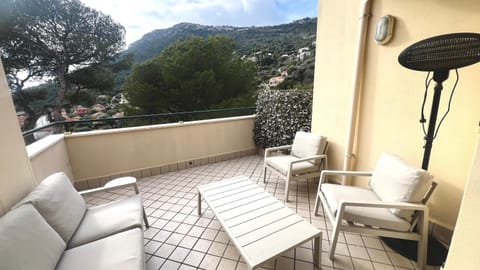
[374,15,395,45]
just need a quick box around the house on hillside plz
[297,47,311,60]
[268,76,284,87]
[75,105,88,116]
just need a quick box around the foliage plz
[124,36,257,114]
[0,0,125,111]
[253,89,312,148]
[67,66,115,93]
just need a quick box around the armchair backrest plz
[369,153,434,220]
[291,131,327,159]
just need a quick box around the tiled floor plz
[84,155,438,270]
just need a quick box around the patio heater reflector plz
[383,32,480,265]
[398,32,480,170]
[398,32,480,72]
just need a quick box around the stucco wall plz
[27,134,74,184]
[0,61,36,216]
[65,116,256,182]
[444,138,480,269]
[312,0,480,229]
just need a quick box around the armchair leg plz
[284,177,290,202]
[263,166,267,183]
[417,211,429,270]
[314,194,320,216]
[329,215,343,260]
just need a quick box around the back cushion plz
[291,131,327,159]
[17,172,87,242]
[370,153,434,219]
[0,204,66,270]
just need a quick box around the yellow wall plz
[65,116,256,181]
[444,138,480,269]
[27,134,74,184]
[313,0,480,229]
[0,61,36,216]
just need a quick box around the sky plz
[79,0,318,46]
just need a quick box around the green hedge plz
[254,89,312,148]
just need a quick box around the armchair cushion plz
[57,228,144,270]
[264,155,319,176]
[68,195,144,248]
[17,172,87,242]
[291,131,327,159]
[0,204,66,270]
[321,183,411,231]
[370,153,433,219]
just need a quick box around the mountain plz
[125,17,317,64]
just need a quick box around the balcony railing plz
[22,107,256,145]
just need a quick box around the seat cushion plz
[67,195,144,248]
[265,155,319,176]
[290,131,327,159]
[321,183,411,232]
[0,204,66,270]
[370,153,434,219]
[16,172,87,242]
[57,228,144,270]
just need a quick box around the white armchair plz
[264,131,328,202]
[314,153,437,270]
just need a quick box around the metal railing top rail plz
[23,106,256,140]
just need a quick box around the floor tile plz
[84,155,418,270]
[199,254,221,270]
[183,250,205,266]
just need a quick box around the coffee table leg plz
[313,235,321,269]
[197,192,202,216]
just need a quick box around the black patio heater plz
[383,33,480,265]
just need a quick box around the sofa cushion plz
[290,131,327,159]
[321,183,411,232]
[17,172,87,242]
[56,228,144,270]
[369,153,434,219]
[68,195,144,248]
[0,204,66,270]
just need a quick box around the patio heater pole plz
[421,70,448,170]
[384,32,480,265]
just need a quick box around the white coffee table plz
[198,175,321,270]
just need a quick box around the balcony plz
[4,1,480,268]
[25,116,439,270]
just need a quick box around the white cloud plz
[79,0,317,46]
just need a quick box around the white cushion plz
[321,183,411,232]
[57,228,144,270]
[0,204,66,270]
[68,195,144,248]
[290,131,327,159]
[17,172,87,242]
[265,155,319,176]
[370,153,433,219]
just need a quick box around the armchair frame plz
[314,170,437,269]
[264,142,328,202]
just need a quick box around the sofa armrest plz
[79,177,138,196]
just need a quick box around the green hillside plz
[125,18,317,63]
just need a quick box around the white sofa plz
[0,172,146,270]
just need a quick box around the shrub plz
[254,89,312,148]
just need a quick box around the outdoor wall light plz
[374,15,395,45]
